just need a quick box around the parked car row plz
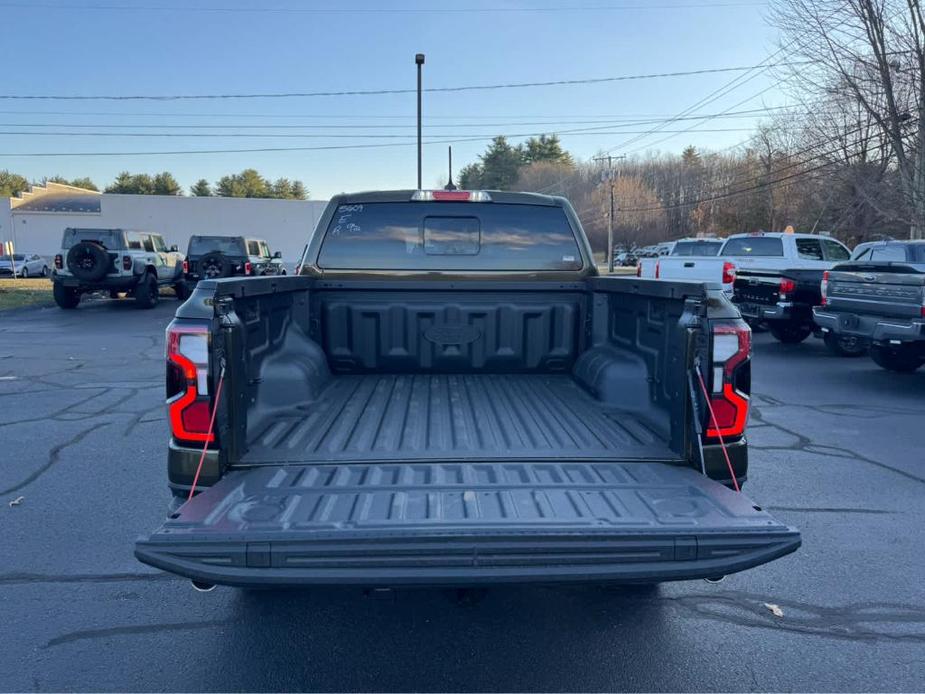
[49,228,287,310]
[633,231,924,373]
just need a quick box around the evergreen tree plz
[190,179,212,197]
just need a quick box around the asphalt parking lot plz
[1,299,924,692]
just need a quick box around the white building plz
[1,182,328,264]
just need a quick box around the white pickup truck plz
[636,237,731,290]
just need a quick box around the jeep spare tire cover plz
[199,252,233,279]
[66,242,110,282]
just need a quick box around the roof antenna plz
[445,146,458,190]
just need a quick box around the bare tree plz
[771,0,925,237]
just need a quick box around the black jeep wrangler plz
[182,235,285,285]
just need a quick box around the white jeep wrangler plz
[52,228,189,310]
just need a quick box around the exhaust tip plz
[191,580,216,592]
[704,575,726,584]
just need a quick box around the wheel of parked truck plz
[768,323,812,344]
[66,241,110,282]
[174,281,191,301]
[135,273,159,309]
[52,283,80,309]
[199,252,232,279]
[869,344,924,373]
[823,332,867,358]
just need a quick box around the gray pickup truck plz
[814,240,925,372]
[136,189,799,589]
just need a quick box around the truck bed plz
[243,373,676,464]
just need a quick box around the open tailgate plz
[136,462,800,587]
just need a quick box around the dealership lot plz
[1,301,924,692]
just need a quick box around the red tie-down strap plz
[187,367,225,502]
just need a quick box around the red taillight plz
[122,255,132,271]
[54,254,63,269]
[722,261,736,285]
[779,277,796,297]
[166,322,214,444]
[636,263,642,277]
[182,259,189,273]
[655,260,660,279]
[820,270,829,307]
[244,261,252,275]
[706,321,751,440]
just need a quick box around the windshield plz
[61,229,124,250]
[188,237,246,256]
[672,240,722,256]
[721,236,784,257]
[318,201,583,271]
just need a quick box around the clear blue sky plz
[1,1,784,199]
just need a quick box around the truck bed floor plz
[243,374,676,464]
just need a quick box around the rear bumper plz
[813,308,925,345]
[53,274,141,291]
[136,528,800,588]
[735,301,790,321]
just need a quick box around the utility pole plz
[415,53,425,190]
[592,154,625,273]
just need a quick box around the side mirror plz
[169,245,179,252]
[272,251,282,259]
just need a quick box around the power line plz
[0,106,797,120]
[0,64,806,101]
[535,54,788,194]
[0,2,771,14]
[0,109,793,130]
[0,126,766,157]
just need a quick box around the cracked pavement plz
[1,302,924,691]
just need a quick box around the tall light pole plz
[593,154,625,273]
[415,53,425,190]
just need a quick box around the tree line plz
[0,169,308,200]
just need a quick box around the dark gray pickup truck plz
[136,189,799,589]
[814,241,925,372]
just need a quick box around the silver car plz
[0,254,50,278]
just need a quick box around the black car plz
[183,235,285,284]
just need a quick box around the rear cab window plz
[318,201,583,271]
[188,237,246,256]
[246,240,261,256]
[62,229,125,250]
[721,236,784,257]
[672,240,722,256]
